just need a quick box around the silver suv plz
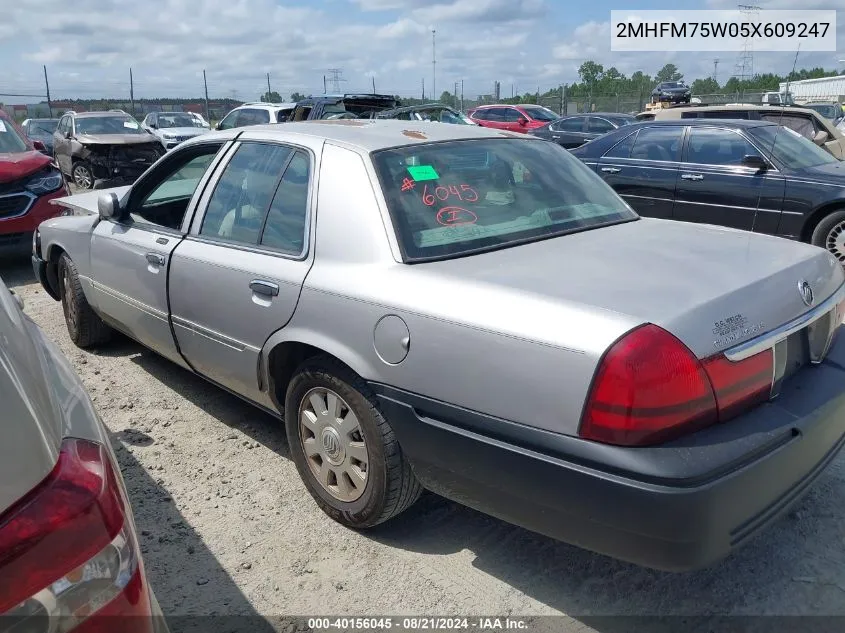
[215,102,297,130]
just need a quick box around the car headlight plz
[24,167,64,195]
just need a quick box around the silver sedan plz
[32,120,845,572]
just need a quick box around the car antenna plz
[752,44,800,234]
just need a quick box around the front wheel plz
[58,253,112,348]
[810,209,845,263]
[71,161,94,189]
[284,355,422,528]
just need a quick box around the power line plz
[734,4,760,81]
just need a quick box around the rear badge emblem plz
[798,280,814,307]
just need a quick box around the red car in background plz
[466,103,560,133]
[0,109,69,256]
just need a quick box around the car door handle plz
[145,253,165,266]
[249,280,279,297]
[680,173,704,181]
[601,167,621,174]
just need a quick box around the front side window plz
[748,124,837,170]
[131,145,223,229]
[75,115,144,135]
[685,128,761,166]
[630,126,683,161]
[201,142,293,244]
[218,110,238,130]
[604,131,638,159]
[371,138,636,261]
[235,109,271,127]
[504,108,523,122]
[553,117,585,132]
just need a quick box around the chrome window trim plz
[725,281,845,361]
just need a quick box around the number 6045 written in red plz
[421,183,479,206]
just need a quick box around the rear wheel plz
[284,355,422,528]
[71,161,94,189]
[58,253,112,348]
[810,209,845,263]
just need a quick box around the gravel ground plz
[4,256,845,628]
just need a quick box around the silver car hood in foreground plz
[155,127,207,138]
[413,217,843,359]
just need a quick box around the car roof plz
[74,111,132,118]
[224,119,529,152]
[631,118,774,129]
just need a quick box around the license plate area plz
[772,308,841,397]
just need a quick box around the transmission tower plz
[733,4,760,81]
[327,68,346,93]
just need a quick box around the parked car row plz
[22,118,845,579]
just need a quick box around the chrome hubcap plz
[826,221,845,264]
[73,165,92,188]
[299,388,368,502]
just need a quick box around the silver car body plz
[0,278,166,628]
[31,120,845,570]
[34,120,845,432]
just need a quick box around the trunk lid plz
[0,282,62,514]
[420,218,844,359]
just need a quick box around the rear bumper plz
[0,187,68,255]
[374,333,845,572]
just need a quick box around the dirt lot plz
[4,256,845,628]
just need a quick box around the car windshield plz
[806,104,841,120]
[748,124,838,170]
[522,106,559,122]
[30,119,59,135]
[0,118,28,153]
[157,113,199,128]
[75,115,144,135]
[371,138,637,261]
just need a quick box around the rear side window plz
[685,128,761,166]
[260,150,311,255]
[236,109,271,127]
[554,117,585,132]
[630,127,683,161]
[587,118,615,133]
[201,142,293,244]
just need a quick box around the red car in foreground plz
[0,109,69,256]
[467,103,559,133]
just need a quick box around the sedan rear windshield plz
[0,118,28,153]
[371,138,636,261]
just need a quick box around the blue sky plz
[0,0,841,103]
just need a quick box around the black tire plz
[71,161,94,189]
[284,355,422,528]
[810,209,845,262]
[58,253,112,348]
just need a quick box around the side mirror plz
[64,130,72,139]
[813,130,829,145]
[148,122,157,129]
[97,192,121,221]
[32,140,47,152]
[215,122,224,131]
[741,154,768,170]
[518,117,528,127]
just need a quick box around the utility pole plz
[129,67,135,116]
[422,77,425,101]
[372,76,376,93]
[713,58,720,84]
[323,75,327,93]
[559,84,564,114]
[43,65,52,117]
[202,70,210,122]
[460,79,464,111]
[266,73,272,101]
[431,29,436,102]
[454,81,458,108]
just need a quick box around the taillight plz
[0,438,153,633]
[580,324,774,446]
